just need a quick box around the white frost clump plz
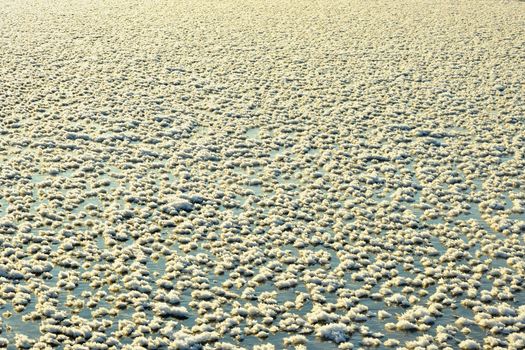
[253,345,275,350]
[307,305,338,324]
[161,199,193,214]
[274,278,298,289]
[383,339,399,347]
[459,339,481,350]
[283,335,307,345]
[14,334,33,349]
[508,333,525,349]
[394,320,418,331]
[210,343,245,350]
[384,293,410,307]
[153,303,190,319]
[377,310,392,319]
[170,329,219,349]
[316,323,353,343]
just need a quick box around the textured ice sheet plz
[0,0,525,349]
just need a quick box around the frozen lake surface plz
[0,0,524,349]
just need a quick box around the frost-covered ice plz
[0,0,525,349]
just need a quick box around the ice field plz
[0,0,524,349]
